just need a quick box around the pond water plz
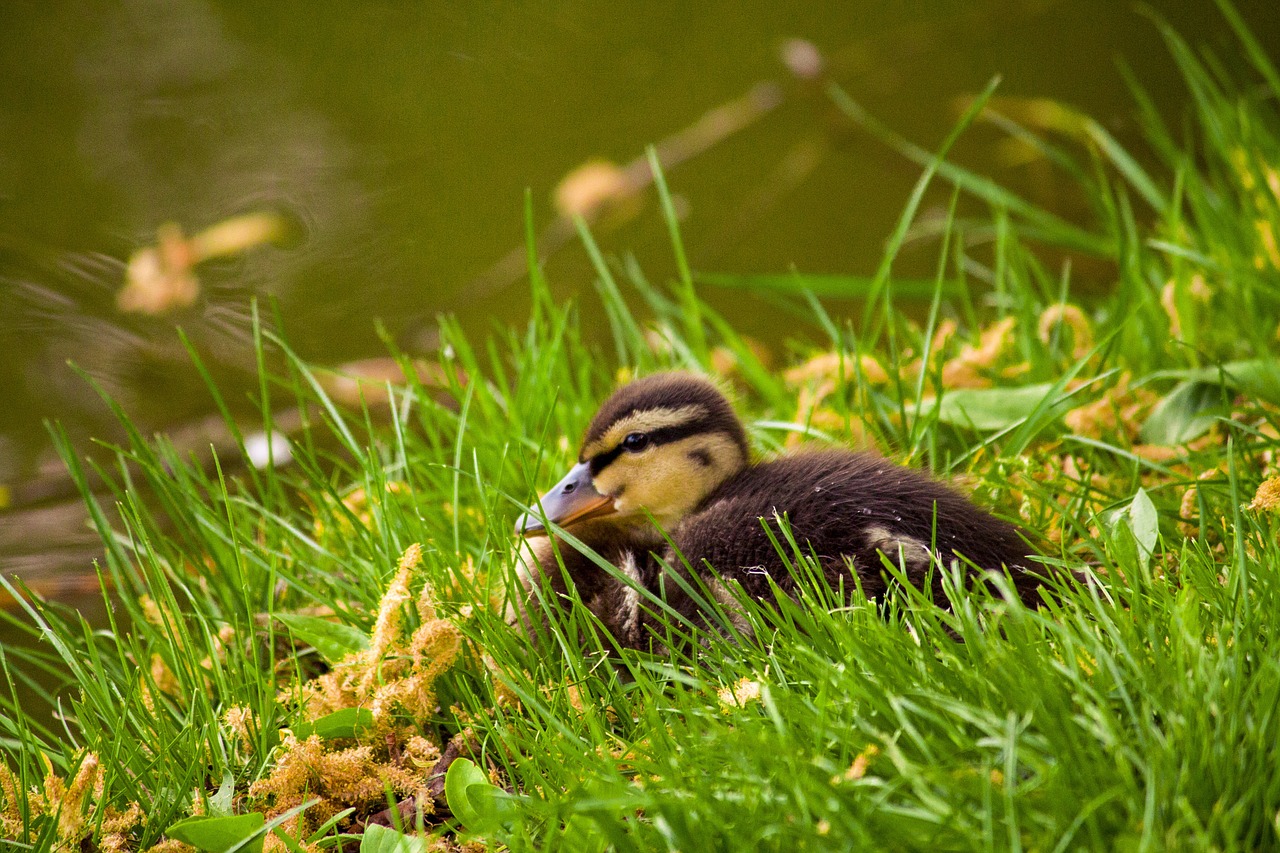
[2,0,1279,589]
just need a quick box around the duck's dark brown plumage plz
[671,450,1035,602]
[514,372,1042,650]
[511,518,664,645]
[581,373,747,457]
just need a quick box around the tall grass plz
[3,4,1280,851]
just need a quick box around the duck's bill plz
[516,461,617,536]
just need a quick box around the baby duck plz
[514,372,1038,648]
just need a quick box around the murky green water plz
[2,0,1278,586]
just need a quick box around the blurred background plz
[2,0,1279,593]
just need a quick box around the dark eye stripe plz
[587,421,716,475]
[588,444,625,475]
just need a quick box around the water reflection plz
[1,0,1278,587]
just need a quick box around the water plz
[2,0,1278,588]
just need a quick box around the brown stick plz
[360,735,469,831]
[460,80,785,304]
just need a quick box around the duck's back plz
[669,449,1035,602]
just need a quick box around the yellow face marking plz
[591,432,744,527]
[581,405,707,459]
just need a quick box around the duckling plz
[514,372,1039,649]
[509,517,664,647]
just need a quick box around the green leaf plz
[444,758,519,834]
[925,383,1061,431]
[1141,359,1280,445]
[276,613,369,664]
[1105,488,1159,569]
[359,824,430,853]
[443,758,489,827]
[1128,488,1159,564]
[1155,359,1280,404]
[292,707,375,741]
[167,813,266,853]
[1140,380,1225,445]
[209,772,236,817]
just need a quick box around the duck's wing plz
[668,450,1034,600]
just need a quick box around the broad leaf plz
[1105,488,1160,569]
[1142,359,1280,445]
[292,707,375,741]
[1140,380,1225,445]
[209,772,236,817]
[167,813,265,853]
[1128,488,1159,563]
[360,824,430,853]
[276,612,369,664]
[925,383,1060,431]
[444,758,519,834]
[1181,359,1280,403]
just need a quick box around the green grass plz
[4,4,1280,851]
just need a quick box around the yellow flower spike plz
[40,751,100,844]
[403,736,443,770]
[257,541,470,833]
[39,752,62,808]
[1248,476,1280,513]
[100,802,144,851]
[416,576,438,623]
[716,677,762,710]
[222,705,254,745]
[64,753,99,806]
[1076,651,1098,676]
[484,655,522,709]
[784,351,889,387]
[150,653,179,697]
[0,763,21,837]
[363,545,422,675]
[1063,372,1159,442]
[139,595,165,629]
[928,318,959,358]
[341,486,370,515]
[855,353,890,385]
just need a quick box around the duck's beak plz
[516,461,617,536]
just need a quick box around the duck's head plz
[516,373,749,536]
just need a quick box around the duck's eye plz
[621,432,650,452]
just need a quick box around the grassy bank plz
[4,5,1280,851]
